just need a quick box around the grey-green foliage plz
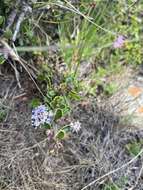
[59,1,111,72]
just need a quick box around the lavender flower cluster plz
[31,105,81,135]
[113,35,126,48]
[31,105,54,128]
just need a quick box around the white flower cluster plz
[70,121,81,133]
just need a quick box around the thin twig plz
[8,60,21,88]
[0,39,20,61]
[13,92,27,100]
[5,0,21,29]
[5,10,17,30]
[12,43,45,97]
[81,149,143,190]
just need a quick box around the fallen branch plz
[12,2,32,42]
[0,39,20,61]
[5,0,21,30]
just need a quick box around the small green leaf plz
[62,125,71,133]
[125,142,141,156]
[54,109,63,120]
[26,30,34,40]
[0,109,6,122]
[51,96,65,108]
[29,98,41,108]
[0,16,4,25]
[48,90,56,98]
[0,56,5,65]
[66,75,74,83]
[104,183,119,190]
[68,91,80,100]
[62,106,71,115]
[42,123,52,129]
[4,29,13,39]
[56,130,65,139]
[104,83,118,96]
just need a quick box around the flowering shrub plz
[31,105,81,140]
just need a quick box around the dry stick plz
[5,10,17,30]
[0,39,20,60]
[0,38,44,97]
[0,129,17,133]
[8,60,21,88]
[20,58,45,97]
[0,39,44,96]
[4,0,21,30]
[12,43,45,97]
[13,92,27,100]
[81,148,143,190]
[12,3,32,42]
[0,39,20,86]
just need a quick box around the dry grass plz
[0,71,143,190]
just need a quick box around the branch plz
[12,2,32,42]
[0,39,20,61]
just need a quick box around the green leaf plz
[104,83,118,96]
[0,109,6,122]
[54,109,63,120]
[4,29,13,39]
[0,16,4,25]
[55,130,65,139]
[61,125,71,133]
[68,91,81,100]
[104,182,120,190]
[29,98,41,108]
[0,56,5,65]
[51,96,65,108]
[62,106,71,115]
[26,30,34,40]
[48,90,56,98]
[65,75,74,83]
[42,123,52,129]
[125,142,141,156]
[97,67,107,78]
[55,126,70,140]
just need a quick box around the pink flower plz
[113,35,126,48]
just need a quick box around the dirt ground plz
[0,66,143,190]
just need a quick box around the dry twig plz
[12,2,32,42]
[81,149,143,190]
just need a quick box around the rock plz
[109,67,143,128]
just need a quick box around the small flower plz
[113,35,126,48]
[70,121,81,133]
[31,105,54,128]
